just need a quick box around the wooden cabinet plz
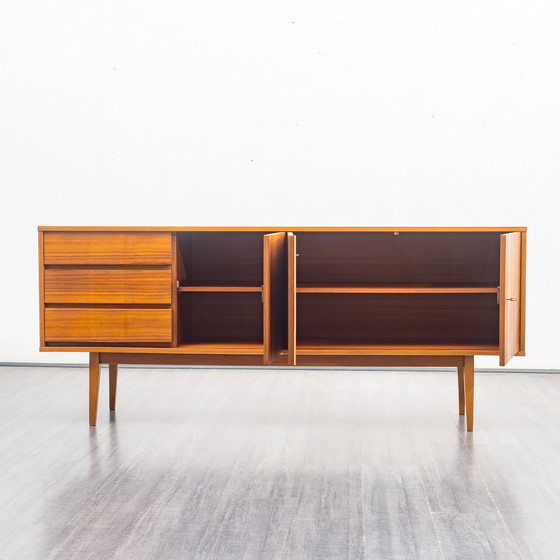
[38,227,527,430]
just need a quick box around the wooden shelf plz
[296,284,498,294]
[176,342,264,354]
[296,342,500,356]
[178,285,263,293]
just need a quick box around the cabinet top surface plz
[38,226,527,232]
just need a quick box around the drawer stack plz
[41,232,174,345]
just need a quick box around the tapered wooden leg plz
[464,355,474,431]
[457,365,465,415]
[109,363,118,411]
[89,352,100,427]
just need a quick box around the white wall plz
[1,1,558,368]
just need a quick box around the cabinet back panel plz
[296,232,501,285]
[177,232,264,286]
[297,293,498,345]
[179,293,263,343]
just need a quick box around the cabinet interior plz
[174,231,503,352]
[296,232,501,286]
[176,232,267,347]
[295,232,501,349]
[296,293,498,347]
[177,232,264,287]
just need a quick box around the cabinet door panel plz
[263,233,287,364]
[499,232,521,365]
[44,268,172,304]
[44,308,172,343]
[44,232,172,265]
[287,233,297,365]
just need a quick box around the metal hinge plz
[497,286,500,304]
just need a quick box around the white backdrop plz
[1,1,558,368]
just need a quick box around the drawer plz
[44,268,172,304]
[44,308,173,343]
[43,232,172,265]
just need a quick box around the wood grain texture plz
[518,230,527,355]
[296,342,498,356]
[464,355,474,431]
[99,352,266,365]
[39,225,528,231]
[499,232,521,366]
[293,355,465,367]
[37,227,527,432]
[263,232,287,365]
[177,285,262,292]
[170,233,178,347]
[458,365,465,415]
[38,231,45,347]
[297,284,498,293]
[109,363,117,411]
[287,233,296,366]
[44,268,172,304]
[43,232,172,265]
[44,308,173,343]
[89,352,100,426]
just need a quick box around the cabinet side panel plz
[38,231,45,347]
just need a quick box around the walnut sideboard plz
[38,227,527,430]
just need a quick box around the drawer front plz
[44,269,172,304]
[43,232,172,265]
[44,308,173,343]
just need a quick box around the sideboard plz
[38,227,527,430]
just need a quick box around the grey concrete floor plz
[1,365,559,559]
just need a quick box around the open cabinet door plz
[287,233,296,365]
[263,233,287,364]
[499,232,521,366]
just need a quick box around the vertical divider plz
[171,233,178,347]
[38,230,45,348]
[287,233,296,366]
[263,233,288,364]
[175,233,190,346]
